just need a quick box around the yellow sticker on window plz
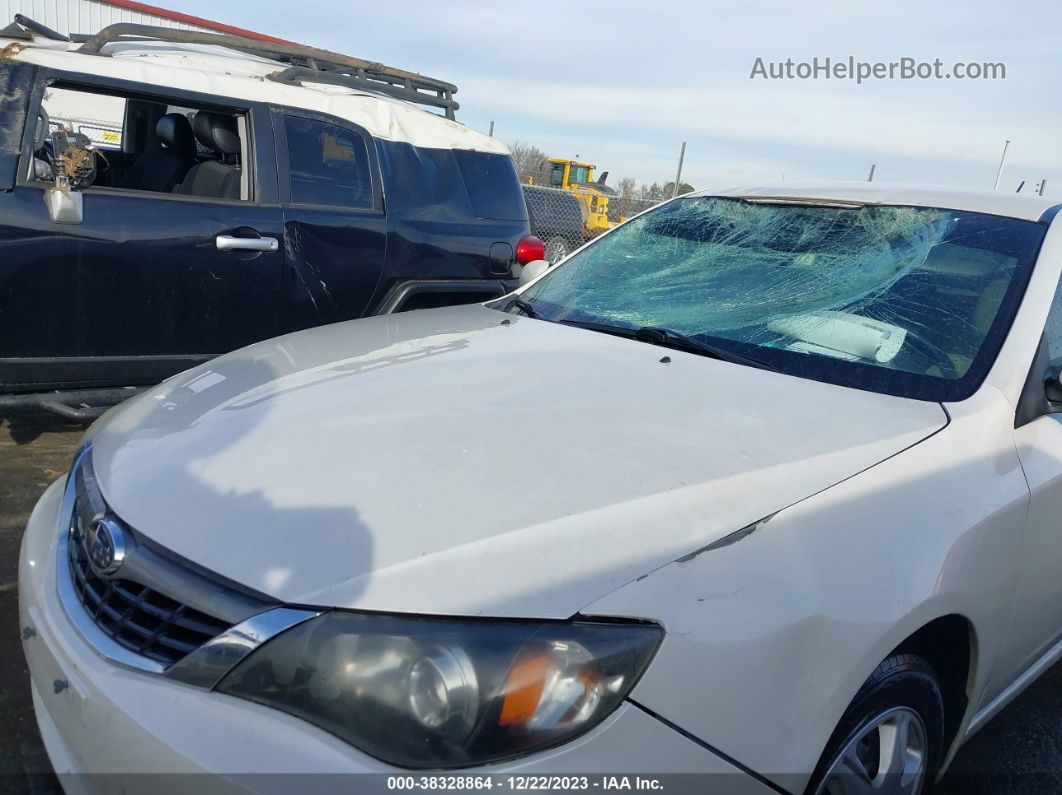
[322,133,355,162]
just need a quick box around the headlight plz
[217,611,661,767]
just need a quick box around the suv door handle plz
[216,235,279,252]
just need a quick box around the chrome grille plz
[66,533,234,665]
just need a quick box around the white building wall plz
[3,0,221,149]
[1,0,215,38]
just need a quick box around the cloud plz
[457,75,1059,170]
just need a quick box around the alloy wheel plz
[545,237,570,264]
[817,706,928,795]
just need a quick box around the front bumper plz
[20,477,773,793]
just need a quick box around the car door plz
[0,71,284,391]
[1004,277,1062,680]
[271,108,387,335]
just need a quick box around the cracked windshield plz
[520,197,1046,400]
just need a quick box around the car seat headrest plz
[192,111,240,155]
[156,113,195,158]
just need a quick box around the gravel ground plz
[0,407,1059,794]
[1,408,86,795]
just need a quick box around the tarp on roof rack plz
[77,23,460,119]
[0,60,34,191]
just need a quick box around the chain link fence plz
[520,182,662,263]
[47,115,124,149]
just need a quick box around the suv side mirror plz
[44,186,83,224]
[43,129,93,225]
[519,259,550,287]
[1044,365,1062,404]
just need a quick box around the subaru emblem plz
[85,516,126,576]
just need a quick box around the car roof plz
[692,182,1059,223]
[4,36,510,155]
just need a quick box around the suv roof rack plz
[3,13,70,42]
[5,17,459,119]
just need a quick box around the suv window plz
[42,86,125,149]
[285,116,372,209]
[1044,277,1062,366]
[453,150,526,221]
[35,84,251,200]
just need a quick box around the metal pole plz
[867,164,876,182]
[992,140,1011,190]
[672,141,687,197]
[488,121,494,137]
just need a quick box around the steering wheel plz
[901,331,959,379]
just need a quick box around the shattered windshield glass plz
[520,197,1046,401]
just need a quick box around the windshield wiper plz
[557,319,636,340]
[557,320,776,371]
[635,326,776,371]
[508,296,542,319]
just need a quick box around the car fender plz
[582,385,1028,792]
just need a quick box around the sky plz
[170,0,1062,197]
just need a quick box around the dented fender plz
[584,387,1029,790]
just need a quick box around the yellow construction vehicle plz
[542,157,618,236]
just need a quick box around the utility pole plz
[867,164,876,182]
[992,140,1011,190]
[671,141,687,197]
[488,121,494,137]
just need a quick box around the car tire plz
[545,236,571,264]
[808,654,945,795]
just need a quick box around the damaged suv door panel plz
[272,109,386,333]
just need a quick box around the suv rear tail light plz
[515,235,546,265]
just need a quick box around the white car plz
[20,184,1062,795]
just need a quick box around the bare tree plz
[509,141,549,184]
[617,176,637,198]
[661,181,696,197]
[639,182,664,201]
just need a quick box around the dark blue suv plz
[0,20,536,392]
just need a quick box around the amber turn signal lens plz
[498,650,551,725]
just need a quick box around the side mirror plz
[1045,366,1062,404]
[519,259,550,287]
[43,129,93,224]
[44,186,83,224]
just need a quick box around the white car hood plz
[90,305,947,618]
